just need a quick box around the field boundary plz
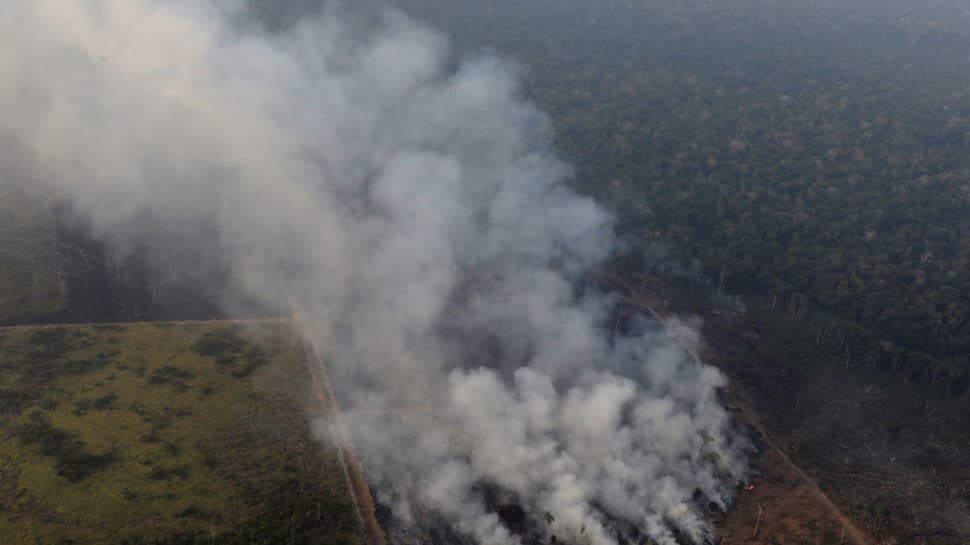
[291,302,387,545]
[0,313,386,545]
[0,317,290,331]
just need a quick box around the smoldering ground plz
[0,1,749,543]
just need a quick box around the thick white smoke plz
[1,1,748,543]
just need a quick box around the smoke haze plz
[1,1,749,543]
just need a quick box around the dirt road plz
[291,302,387,545]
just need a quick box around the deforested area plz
[3,1,970,544]
[0,322,361,544]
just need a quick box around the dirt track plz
[722,388,876,545]
[291,303,387,545]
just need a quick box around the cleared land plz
[715,443,867,545]
[714,382,875,545]
[0,253,895,545]
[0,321,362,544]
[615,276,878,545]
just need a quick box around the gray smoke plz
[1,2,749,543]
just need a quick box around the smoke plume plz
[1,1,748,543]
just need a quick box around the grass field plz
[0,321,362,545]
[0,183,64,323]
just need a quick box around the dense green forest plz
[372,1,970,542]
[379,0,970,405]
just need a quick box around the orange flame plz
[744,484,755,491]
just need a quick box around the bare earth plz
[619,283,879,545]
[715,381,877,545]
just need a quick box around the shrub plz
[147,465,191,481]
[148,366,194,385]
[190,327,245,359]
[73,392,118,415]
[16,411,115,481]
[191,327,270,378]
[26,328,75,362]
[0,388,39,413]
